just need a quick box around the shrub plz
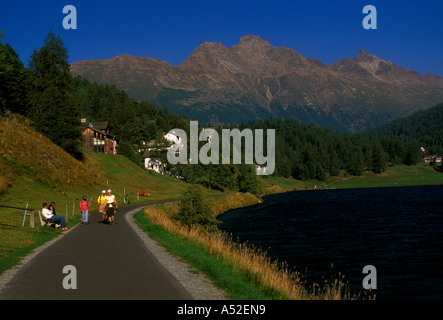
[172,186,220,230]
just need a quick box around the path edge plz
[126,207,227,300]
[0,223,80,297]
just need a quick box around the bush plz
[172,186,220,231]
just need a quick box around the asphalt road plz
[0,202,194,300]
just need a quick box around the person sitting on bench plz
[41,202,69,231]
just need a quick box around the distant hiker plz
[97,190,107,223]
[79,196,90,225]
[105,189,118,225]
[41,202,69,231]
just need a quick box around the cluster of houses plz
[80,119,183,174]
[135,130,184,175]
[423,154,443,164]
[79,120,269,176]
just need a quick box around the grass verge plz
[134,208,280,299]
[0,213,82,274]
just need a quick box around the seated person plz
[41,202,69,231]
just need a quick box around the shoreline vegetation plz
[261,163,443,193]
[134,166,442,299]
[135,192,372,300]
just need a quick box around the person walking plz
[97,190,107,223]
[41,202,69,231]
[79,196,90,224]
[105,189,118,225]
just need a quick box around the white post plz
[21,203,29,227]
[72,202,75,217]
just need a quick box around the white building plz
[143,130,184,174]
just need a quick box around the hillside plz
[0,113,194,208]
[0,113,100,197]
[0,113,201,274]
[365,102,443,154]
[70,35,443,132]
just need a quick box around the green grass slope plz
[0,113,211,275]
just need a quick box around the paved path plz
[0,202,199,300]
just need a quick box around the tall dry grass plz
[0,113,100,194]
[211,193,263,216]
[144,196,359,300]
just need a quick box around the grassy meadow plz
[286,164,443,191]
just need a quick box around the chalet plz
[140,130,184,174]
[142,150,165,174]
[80,119,117,155]
[423,155,434,163]
[423,154,443,164]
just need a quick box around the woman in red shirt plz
[79,196,90,225]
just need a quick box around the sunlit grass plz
[139,195,361,300]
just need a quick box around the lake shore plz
[136,191,360,300]
[262,163,443,193]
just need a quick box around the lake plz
[217,185,443,299]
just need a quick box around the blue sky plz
[1,0,443,76]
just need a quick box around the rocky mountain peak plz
[196,41,226,50]
[70,36,443,132]
[238,35,272,48]
[354,49,382,63]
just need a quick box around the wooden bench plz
[38,210,61,229]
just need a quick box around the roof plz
[82,125,116,139]
[80,121,109,131]
[141,150,150,158]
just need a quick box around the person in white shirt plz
[42,202,69,230]
[105,189,118,225]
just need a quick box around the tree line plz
[1,30,428,194]
[236,118,422,180]
[0,30,188,163]
[0,30,263,194]
[365,102,443,155]
[1,30,83,159]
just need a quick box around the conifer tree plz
[28,31,82,159]
[347,147,365,176]
[0,30,29,115]
[329,150,340,176]
[371,143,387,174]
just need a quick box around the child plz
[79,196,90,225]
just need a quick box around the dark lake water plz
[217,185,443,300]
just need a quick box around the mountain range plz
[70,35,443,132]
